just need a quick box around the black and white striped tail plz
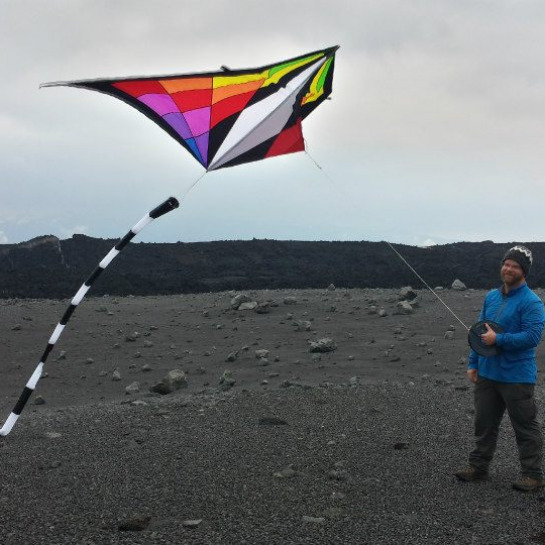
[0,197,179,436]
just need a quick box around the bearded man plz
[456,245,545,491]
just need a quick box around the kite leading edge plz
[41,46,339,171]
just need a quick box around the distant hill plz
[0,235,542,299]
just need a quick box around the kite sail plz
[42,46,338,171]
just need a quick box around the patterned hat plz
[502,245,533,276]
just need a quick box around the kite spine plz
[0,197,179,437]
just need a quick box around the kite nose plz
[149,197,180,219]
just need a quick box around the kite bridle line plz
[180,170,208,201]
[0,197,179,437]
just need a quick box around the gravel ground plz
[1,383,545,545]
[2,288,545,544]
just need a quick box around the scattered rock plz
[399,286,417,301]
[219,370,235,391]
[283,297,297,305]
[181,519,202,528]
[150,369,188,394]
[238,301,258,311]
[274,464,297,479]
[309,338,337,353]
[452,279,467,291]
[254,302,271,314]
[396,301,414,315]
[125,381,140,394]
[230,294,252,310]
[292,320,312,332]
[226,351,238,362]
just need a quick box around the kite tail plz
[0,197,179,437]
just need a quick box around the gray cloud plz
[2,0,545,245]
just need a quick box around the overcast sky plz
[2,0,545,246]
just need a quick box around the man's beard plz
[501,270,524,286]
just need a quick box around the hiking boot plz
[455,466,488,482]
[512,476,544,492]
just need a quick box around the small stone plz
[238,301,258,311]
[181,519,202,528]
[112,370,122,381]
[218,370,236,391]
[293,320,312,332]
[309,338,337,353]
[452,279,467,291]
[34,395,46,405]
[274,464,297,478]
[254,302,271,314]
[125,381,140,394]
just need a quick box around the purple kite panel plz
[163,112,193,139]
[139,94,180,116]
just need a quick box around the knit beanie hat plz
[502,245,533,276]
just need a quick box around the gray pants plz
[469,378,543,479]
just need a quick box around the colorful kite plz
[0,47,339,436]
[42,46,339,170]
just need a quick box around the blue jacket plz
[468,283,545,383]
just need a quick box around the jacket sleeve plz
[495,299,545,351]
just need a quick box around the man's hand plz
[467,369,478,383]
[480,323,497,346]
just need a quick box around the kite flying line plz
[0,197,179,437]
[302,148,471,332]
[386,242,469,331]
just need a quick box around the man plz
[455,245,545,491]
